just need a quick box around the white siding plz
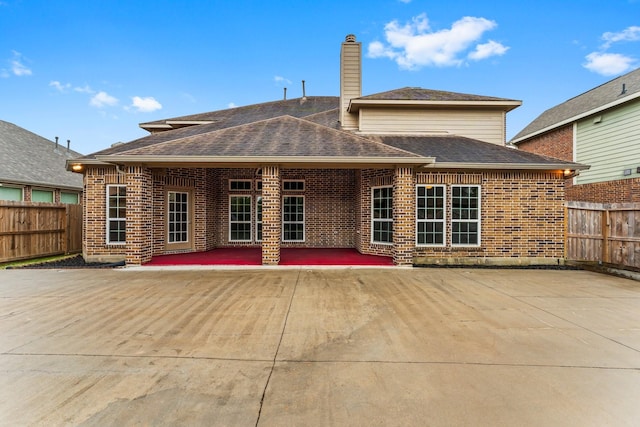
[576,99,640,184]
[358,108,506,145]
[340,42,361,130]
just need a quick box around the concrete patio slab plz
[1,267,639,426]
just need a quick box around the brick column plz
[261,165,281,265]
[393,166,415,266]
[125,166,153,265]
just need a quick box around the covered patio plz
[144,247,394,267]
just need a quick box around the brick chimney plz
[340,34,361,131]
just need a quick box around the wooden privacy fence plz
[566,201,640,270]
[0,201,82,263]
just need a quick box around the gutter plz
[422,162,590,171]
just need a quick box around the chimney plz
[339,34,361,131]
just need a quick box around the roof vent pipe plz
[284,87,287,100]
[302,80,306,99]
[55,136,59,149]
[621,83,627,95]
[67,139,70,152]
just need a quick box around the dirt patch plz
[9,255,125,269]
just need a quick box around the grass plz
[0,254,79,270]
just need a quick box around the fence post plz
[601,209,609,264]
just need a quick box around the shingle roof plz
[0,120,83,190]
[140,96,339,130]
[375,135,585,168]
[357,87,517,102]
[512,67,640,142]
[105,116,420,159]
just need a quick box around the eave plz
[92,155,435,169]
[423,162,590,172]
[348,99,522,113]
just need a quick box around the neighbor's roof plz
[349,87,521,112]
[512,67,640,143]
[0,120,83,190]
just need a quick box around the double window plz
[107,185,126,244]
[416,184,480,247]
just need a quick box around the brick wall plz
[261,165,280,265]
[83,166,126,262]
[393,167,415,265]
[125,166,153,265]
[517,125,573,161]
[413,171,566,260]
[567,178,640,203]
[358,169,394,257]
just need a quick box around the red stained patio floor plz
[145,247,394,267]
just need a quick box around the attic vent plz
[621,83,627,95]
[345,34,356,43]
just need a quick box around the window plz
[0,186,22,201]
[61,192,79,204]
[283,196,304,241]
[371,186,393,244]
[283,180,304,191]
[229,180,252,191]
[168,191,189,243]
[107,185,126,244]
[452,185,480,246]
[230,196,252,241]
[256,196,263,241]
[417,185,445,246]
[32,189,53,203]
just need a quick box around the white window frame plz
[229,195,252,242]
[282,195,305,242]
[416,185,446,247]
[371,186,393,245]
[106,185,126,245]
[167,191,190,244]
[451,185,481,247]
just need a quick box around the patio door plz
[166,190,193,251]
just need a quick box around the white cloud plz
[90,91,119,108]
[228,102,237,109]
[74,84,94,94]
[468,40,509,60]
[367,13,506,69]
[49,80,71,92]
[398,0,412,3]
[583,52,635,76]
[9,51,32,76]
[130,96,162,113]
[274,75,292,85]
[602,26,640,48]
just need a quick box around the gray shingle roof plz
[0,120,83,190]
[108,116,420,159]
[373,135,584,168]
[357,87,517,102]
[512,67,640,142]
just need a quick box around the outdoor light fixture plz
[71,164,83,172]
[563,169,572,176]
[624,169,632,176]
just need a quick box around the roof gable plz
[512,67,640,142]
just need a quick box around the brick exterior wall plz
[82,165,566,265]
[517,125,573,161]
[413,171,566,261]
[83,166,126,262]
[125,166,153,265]
[261,165,281,265]
[393,167,415,266]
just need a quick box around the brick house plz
[69,34,584,267]
[512,67,640,203]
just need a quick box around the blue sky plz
[1,0,639,155]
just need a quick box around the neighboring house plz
[0,120,83,204]
[69,34,584,266]
[512,67,640,203]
